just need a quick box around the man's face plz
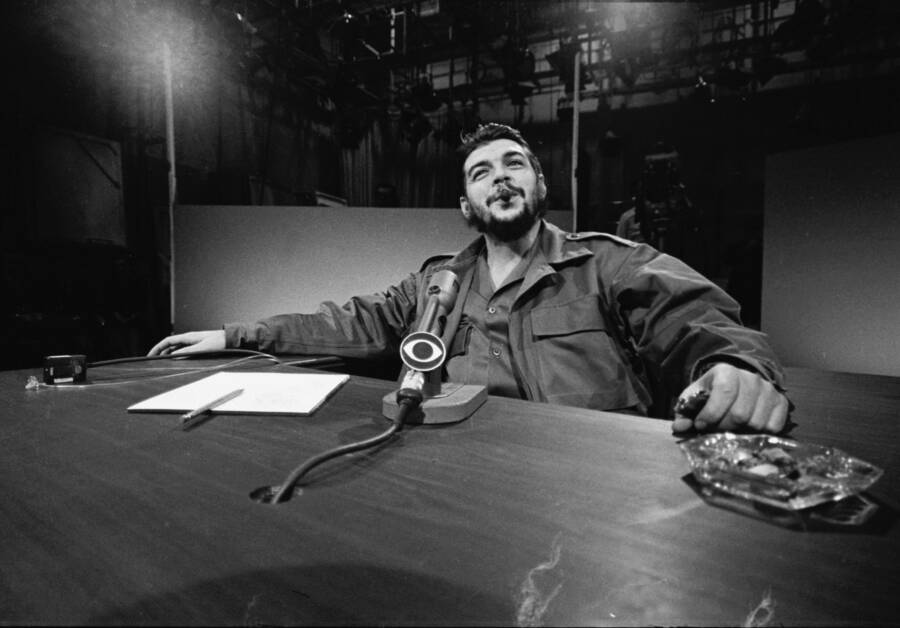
[460,139,546,242]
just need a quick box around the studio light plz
[713,65,754,91]
[693,74,715,104]
[411,77,442,113]
[546,39,588,94]
[753,55,789,86]
[614,58,637,88]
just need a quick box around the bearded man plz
[149,124,789,433]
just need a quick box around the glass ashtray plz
[680,433,883,511]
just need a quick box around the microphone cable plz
[261,387,424,504]
[28,351,282,391]
[86,349,281,368]
[29,351,344,391]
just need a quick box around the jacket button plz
[491,347,501,357]
[487,306,496,314]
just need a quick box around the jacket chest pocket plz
[531,294,606,337]
[529,294,639,411]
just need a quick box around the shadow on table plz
[90,562,511,626]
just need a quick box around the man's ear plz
[536,174,547,201]
[459,196,471,219]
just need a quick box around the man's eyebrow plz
[465,158,490,178]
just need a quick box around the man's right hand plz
[147,330,226,356]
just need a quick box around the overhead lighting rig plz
[546,36,591,95]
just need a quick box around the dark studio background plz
[2,0,899,371]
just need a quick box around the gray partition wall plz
[762,132,900,376]
[174,206,572,332]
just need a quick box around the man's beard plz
[464,190,545,242]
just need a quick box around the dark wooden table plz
[1,357,898,626]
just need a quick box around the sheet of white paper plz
[127,371,349,416]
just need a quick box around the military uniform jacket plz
[224,220,785,416]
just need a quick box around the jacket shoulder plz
[418,253,455,272]
[564,231,639,248]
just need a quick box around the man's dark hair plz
[456,123,543,188]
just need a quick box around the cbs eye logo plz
[400,331,446,371]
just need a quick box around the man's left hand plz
[672,362,790,434]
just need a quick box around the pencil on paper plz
[180,388,244,430]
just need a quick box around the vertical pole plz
[571,45,580,231]
[163,41,177,331]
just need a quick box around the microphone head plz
[400,331,446,372]
[427,270,459,310]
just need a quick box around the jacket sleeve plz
[607,243,786,412]
[223,272,420,358]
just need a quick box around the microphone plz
[398,270,458,373]
[383,270,487,425]
[418,269,459,335]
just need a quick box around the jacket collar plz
[438,220,593,272]
[435,220,595,303]
[535,220,596,266]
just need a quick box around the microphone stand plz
[382,367,487,424]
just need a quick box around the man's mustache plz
[488,184,524,204]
